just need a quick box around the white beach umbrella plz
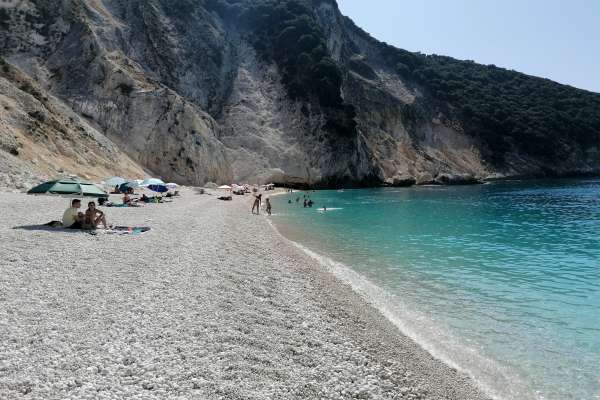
[166,183,179,189]
[141,178,165,187]
[105,176,126,187]
[218,185,232,190]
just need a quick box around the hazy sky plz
[337,0,600,93]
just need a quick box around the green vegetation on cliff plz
[205,0,357,136]
[353,22,600,166]
[204,0,600,166]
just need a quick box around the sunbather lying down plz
[104,202,142,207]
[218,196,233,201]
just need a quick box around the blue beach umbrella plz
[148,184,168,193]
[119,182,139,193]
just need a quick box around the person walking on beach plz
[252,194,262,215]
[265,198,272,216]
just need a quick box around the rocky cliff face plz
[1,0,599,188]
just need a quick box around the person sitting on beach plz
[252,194,262,214]
[265,198,272,216]
[140,193,149,203]
[84,201,108,230]
[62,199,84,229]
[123,193,133,206]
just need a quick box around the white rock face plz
[0,61,146,189]
[1,0,595,188]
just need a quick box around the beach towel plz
[110,226,151,235]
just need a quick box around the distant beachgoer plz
[303,199,308,208]
[62,199,84,229]
[84,201,108,230]
[123,193,132,205]
[296,197,300,203]
[252,194,262,214]
[323,206,327,212]
[114,184,120,194]
[265,198,272,216]
[308,200,314,208]
[288,199,292,204]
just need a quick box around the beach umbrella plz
[119,181,139,192]
[104,176,126,187]
[166,183,179,190]
[27,178,108,198]
[218,185,232,190]
[148,184,168,193]
[141,178,165,187]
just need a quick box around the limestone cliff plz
[1,0,599,188]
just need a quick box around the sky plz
[337,0,600,93]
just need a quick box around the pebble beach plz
[0,189,489,400]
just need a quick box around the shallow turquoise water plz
[271,180,600,400]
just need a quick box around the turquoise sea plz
[271,180,600,400]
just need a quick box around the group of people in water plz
[288,194,318,208]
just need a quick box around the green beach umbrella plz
[27,178,108,198]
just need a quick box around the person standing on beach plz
[252,194,262,214]
[265,198,272,216]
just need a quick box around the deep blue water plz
[271,180,600,400]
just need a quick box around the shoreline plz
[266,216,512,400]
[0,189,490,399]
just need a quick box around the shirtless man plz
[85,201,108,229]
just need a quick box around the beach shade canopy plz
[218,185,232,190]
[141,178,165,187]
[148,184,168,193]
[104,176,126,187]
[27,178,108,198]
[166,183,179,189]
[119,181,139,192]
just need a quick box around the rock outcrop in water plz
[1,0,599,188]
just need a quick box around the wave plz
[267,218,535,400]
